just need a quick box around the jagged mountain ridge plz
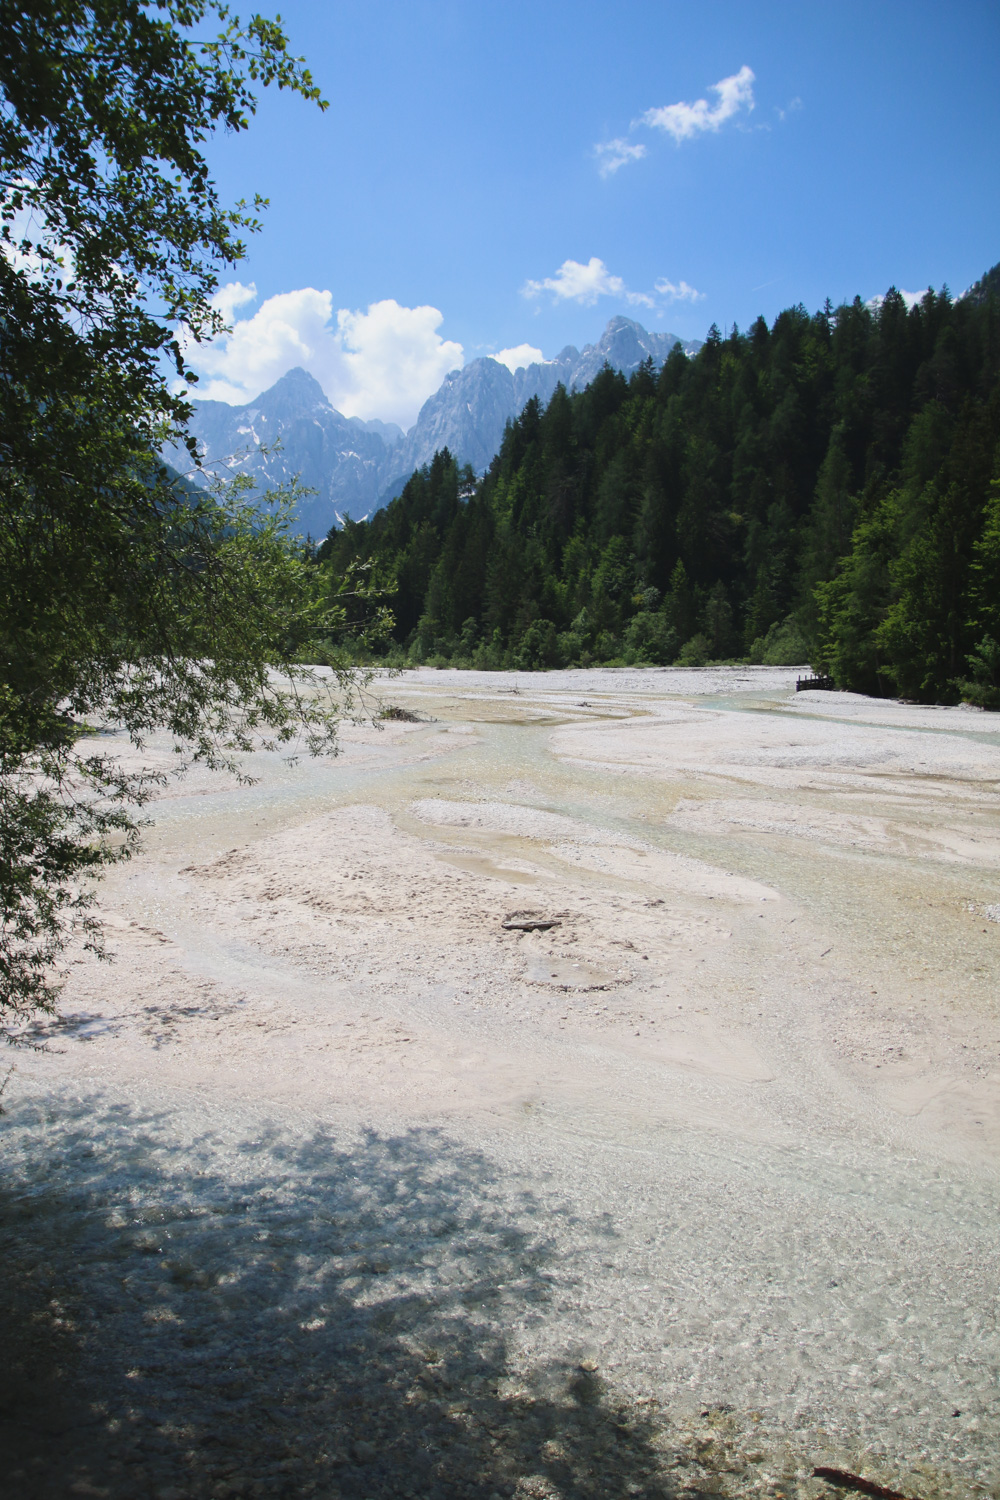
[174,317,702,536]
[963,260,1000,307]
[386,318,701,499]
[165,367,403,539]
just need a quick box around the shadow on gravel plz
[0,1096,702,1500]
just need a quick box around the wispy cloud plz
[654,278,705,305]
[179,284,463,428]
[523,258,699,312]
[640,65,755,143]
[594,137,647,177]
[776,96,803,123]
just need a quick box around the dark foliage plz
[317,272,1000,701]
[0,2,353,1027]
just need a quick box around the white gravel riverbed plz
[2,668,998,1500]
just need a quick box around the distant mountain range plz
[168,317,703,537]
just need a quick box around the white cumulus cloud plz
[522,257,653,308]
[181,284,463,428]
[866,288,929,313]
[654,278,705,304]
[209,279,259,325]
[524,257,627,305]
[594,137,647,177]
[522,257,664,310]
[490,343,545,373]
[640,65,755,143]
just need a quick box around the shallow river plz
[2,666,998,1500]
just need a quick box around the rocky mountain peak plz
[176,316,704,535]
[252,366,331,421]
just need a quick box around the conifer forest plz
[318,266,1000,706]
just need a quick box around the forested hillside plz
[317,270,1000,705]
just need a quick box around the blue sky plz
[188,0,1000,426]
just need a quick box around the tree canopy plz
[318,271,1000,703]
[0,3,353,1029]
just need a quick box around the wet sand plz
[2,666,998,1500]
